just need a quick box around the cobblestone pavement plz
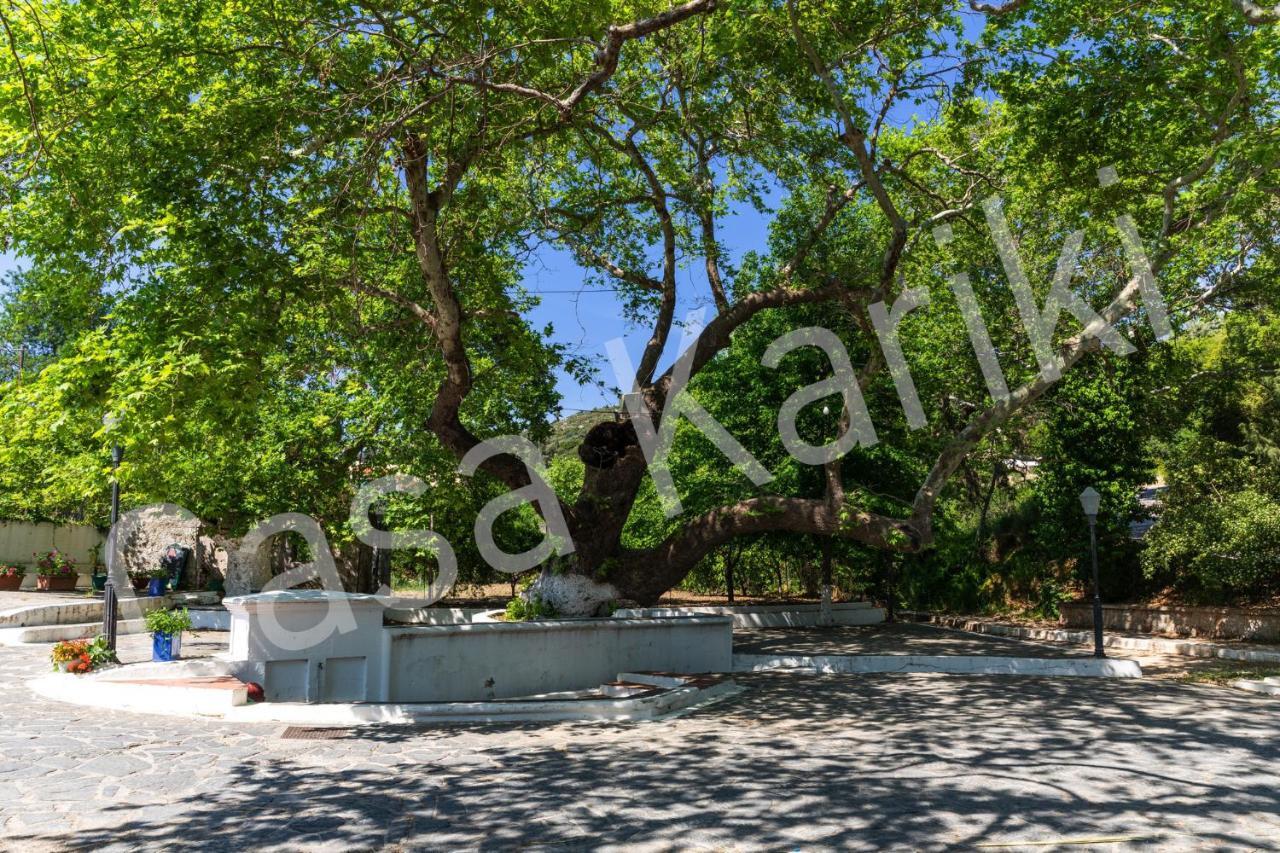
[2,632,1279,851]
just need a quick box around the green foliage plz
[33,549,76,577]
[1140,311,1280,603]
[144,607,193,636]
[1146,488,1280,599]
[0,0,1276,610]
[503,594,558,622]
[1027,358,1152,598]
[51,635,118,673]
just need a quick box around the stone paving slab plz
[2,625,1279,850]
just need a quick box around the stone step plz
[616,672,692,689]
[222,676,742,725]
[35,671,248,716]
[599,680,661,698]
[0,590,220,629]
[0,597,167,629]
[1232,679,1280,696]
[0,618,149,645]
[95,657,235,681]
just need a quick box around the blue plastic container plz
[147,577,167,597]
[151,631,181,662]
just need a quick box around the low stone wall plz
[0,594,170,628]
[616,602,885,629]
[225,591,734,704]
[385,616,733,703]
[1060,603,1280,642]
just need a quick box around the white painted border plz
[923,615,1280,665]
[29,669,742,725]
[733,653,1143,678]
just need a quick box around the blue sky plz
[522,197,774,415]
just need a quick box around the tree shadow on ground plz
[13,673,1280,850]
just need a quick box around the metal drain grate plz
[280,726,350,740]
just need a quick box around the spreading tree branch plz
[968,0,1030,14]
[1235,0,1280,24]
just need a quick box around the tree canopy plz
[1,0,1277,611]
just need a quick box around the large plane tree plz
[1,0,1276,612]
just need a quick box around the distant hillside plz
[543,407,618,461]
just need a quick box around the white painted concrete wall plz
[224,592,733,704]
[382,606,487,625]
[384,616,733,703]
[616,602,885,628]
[224,591,389,703]
[0,522,105,588]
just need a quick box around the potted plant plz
[89,543,107,592]
[0,563,24,592]
[50,635,117,674]
[145,607,192,662]
[34,550,78,592]
[146,567,169,597]
[128,569,150,592]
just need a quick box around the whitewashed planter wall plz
[224,591,733,704]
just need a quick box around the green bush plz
[1142,488,1280,603]
[144,607,193,635]
[503,594,558,621]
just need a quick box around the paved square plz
[1,630,1278,851]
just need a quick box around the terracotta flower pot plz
[37,574,77,592]
[0,575,22,591]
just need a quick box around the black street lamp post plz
[1079,486,1105,659]
[102,415,122,651]
[370,502,391,593]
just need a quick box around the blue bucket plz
[151,631,181,662]
[147,577,167,597]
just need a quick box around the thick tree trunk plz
[523,564,621,617]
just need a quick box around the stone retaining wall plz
[616,602,885,628]
[1060,602,1280,642]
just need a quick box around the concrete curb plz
[733,653,1143,678]
[922,615,1280,665]
[223,679,743,725]
[1232,678,1280,696]
[32,671,247,717]
[30,662,742,726]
